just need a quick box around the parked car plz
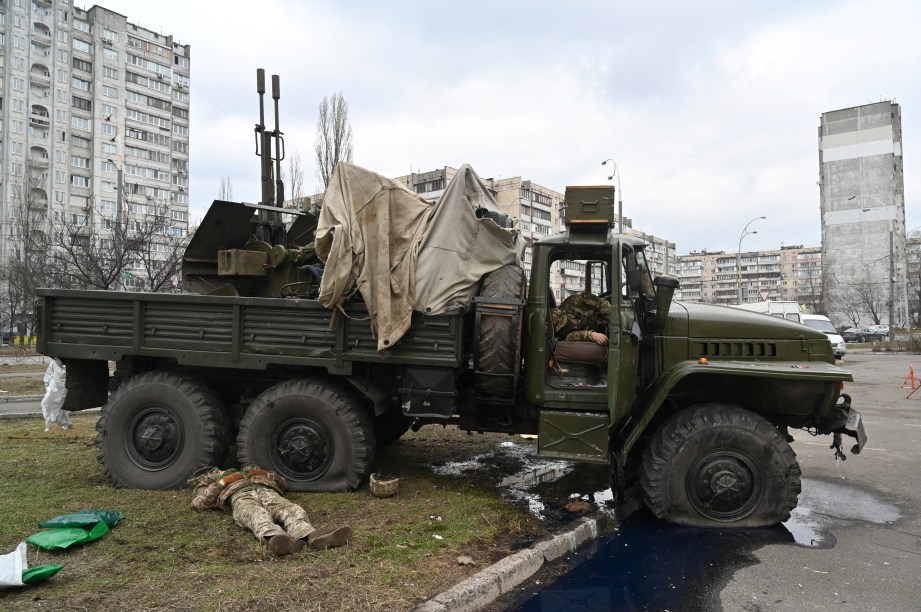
[842,327,887,343]
[802,314,846,359]
[867,324,890,335]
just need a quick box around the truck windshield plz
[804,319,838,334]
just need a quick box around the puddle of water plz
[782,477,901,548]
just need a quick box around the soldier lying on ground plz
[550,293,612,346]
[189,465,352,555]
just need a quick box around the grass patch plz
[0,363,47,373]
[0,376,45,396]
[0,415,541,610]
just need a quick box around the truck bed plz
[37,289,467,373]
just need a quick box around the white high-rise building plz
[819,101,907,326]
[0,1,191,288]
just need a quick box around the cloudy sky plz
[92,0,920,254]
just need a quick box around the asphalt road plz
[719,352,921,611]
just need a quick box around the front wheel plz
[237,380,375,492]
[94,371,228,489]
[639,404,801,527]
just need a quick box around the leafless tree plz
[907,230,921,327]
[130,202,188,292]
[218,176,234,201]
[286,149,305,204]
[832,266,886,327]
[0,168,60,335]
[314,92,353,191]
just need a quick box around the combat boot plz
[269,534,304,555]
[308,526,353,550]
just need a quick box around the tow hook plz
[831,432,847,461]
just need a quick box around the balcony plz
[29,71,51,87]
[27,156,49,168]
[31,30,52,47]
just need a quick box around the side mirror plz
[649,275,680,332]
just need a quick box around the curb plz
[0,395,43,403]
[413,517,601,612]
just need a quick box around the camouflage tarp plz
[315,163,521,351]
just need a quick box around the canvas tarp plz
[315,163,522,351]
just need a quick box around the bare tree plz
[130,201,188,292]
[832,266,886,327]
[218,176,234,201]
[286,149,305,205]
[314,92,353,191]
[1,170,55,335]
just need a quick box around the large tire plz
[237,380,375,492]
[639,404,801,527]
[94,370,228,489]
[477,264,526,397]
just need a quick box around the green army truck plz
[35,72,865,528]
[36,183,865,528]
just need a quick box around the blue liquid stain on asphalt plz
[506,477,900,611]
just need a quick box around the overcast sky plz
[91,0,920,255]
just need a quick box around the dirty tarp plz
[414,164,523,315]
[316,163,434,351]
[315,163,523,351]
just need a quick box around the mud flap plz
[834,393,867,455]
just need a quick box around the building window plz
[71,95,92,111]
[71,155,90,169]
[70,116,90,131]
[72,38,92,54]
[71,135,91,149]
[72,76,92,91]
[103,65,118,79]
[102,85,117,97]
[70,175,89,188]
[73,19,91,34]
[72,57,92,73]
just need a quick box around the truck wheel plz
[639,404,801,528]
[94,371,228,489]
[477,264,526,397]
[237,380,375,491]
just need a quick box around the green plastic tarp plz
[21,565,64,584]
[27,520,110,551]
[38,510,124,529]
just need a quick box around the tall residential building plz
[0,1,191,288]
[675,245,823,312]
[394,166,675,301]
[819,102,907,326]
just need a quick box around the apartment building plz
[0,1,190,287]
[819,101,907,326]
[675,245,823,311]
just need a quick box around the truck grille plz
[695,341,777,359]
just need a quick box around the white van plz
[801,314,847,360]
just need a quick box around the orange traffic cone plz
[903,364,917,389]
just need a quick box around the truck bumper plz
[835,393,867,454]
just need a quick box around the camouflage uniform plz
[551,293,612,342]
[189,466,315,541]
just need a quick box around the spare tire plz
[476,265,527,397]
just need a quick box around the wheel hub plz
[130,409,181,467]
[690,454,757,518]
[275,421,331,478]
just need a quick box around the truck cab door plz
[607,245,641,427]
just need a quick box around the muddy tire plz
[639,404,801,527]
[237,380,375,492]
[94,370,228,489]
[476,264,526,397]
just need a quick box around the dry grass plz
[0,414,542,611]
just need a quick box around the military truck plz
[35,72,865,528]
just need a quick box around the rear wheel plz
[94,370,228,489]
[639,404,801,527]
[476,265,526,397]
[237,380,375,491]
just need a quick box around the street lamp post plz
[601,159,623,233]
[848,194,897,341]
[737,216,766,304]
